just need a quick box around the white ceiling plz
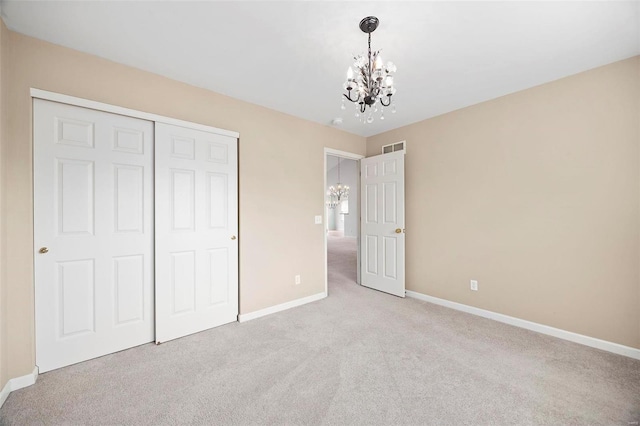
[2,1,638,137]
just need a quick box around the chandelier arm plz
[380,95,392,107]
[343,91,360,103]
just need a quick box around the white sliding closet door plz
[154,123,238,343]
[34,99,155,372]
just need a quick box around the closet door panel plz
[155,123,238,343]
[34,99,154,372]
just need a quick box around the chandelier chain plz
[368,32,372,93]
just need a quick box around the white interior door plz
[34,99,154,372]
[360,151,405,297]
[155,123,238,343]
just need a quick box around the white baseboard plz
[0,380,10,408]
[0,366,39,409]
[238,291,327,322]
[10,367,39,391]
[405,290,640,361]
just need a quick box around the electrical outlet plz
[295,275,301,285]
[470,280,478,291]
[314,215,322,224]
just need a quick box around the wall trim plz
[30,88,239,138]
[324,147,365,160]
[0,367,39,409]
[238,291,327,322]
[405,290,640,361]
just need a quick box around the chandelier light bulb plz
[375,55,383,70]
[347,66,354,79]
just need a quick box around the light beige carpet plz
[1,235,639,425]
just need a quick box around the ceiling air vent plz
[382,141,406,154]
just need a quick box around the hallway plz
[327,231,358,291]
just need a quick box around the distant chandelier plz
[341,16,397,124]
[326,158,349,209]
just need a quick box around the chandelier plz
[341,16,397,124]
[326,158,349,209]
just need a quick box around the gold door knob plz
[39,247,49,254]
[395,229,402,234]
[231,236,237,240]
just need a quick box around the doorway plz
[324,149,363,295]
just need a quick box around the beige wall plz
[0,19,7,391]
[367,56,640,349]
[0,29,365,382]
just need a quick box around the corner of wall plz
[636,55,640,349]
[0,15,9,392]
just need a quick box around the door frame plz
[324,148,364,295]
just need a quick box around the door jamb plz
[324,148,364,296]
